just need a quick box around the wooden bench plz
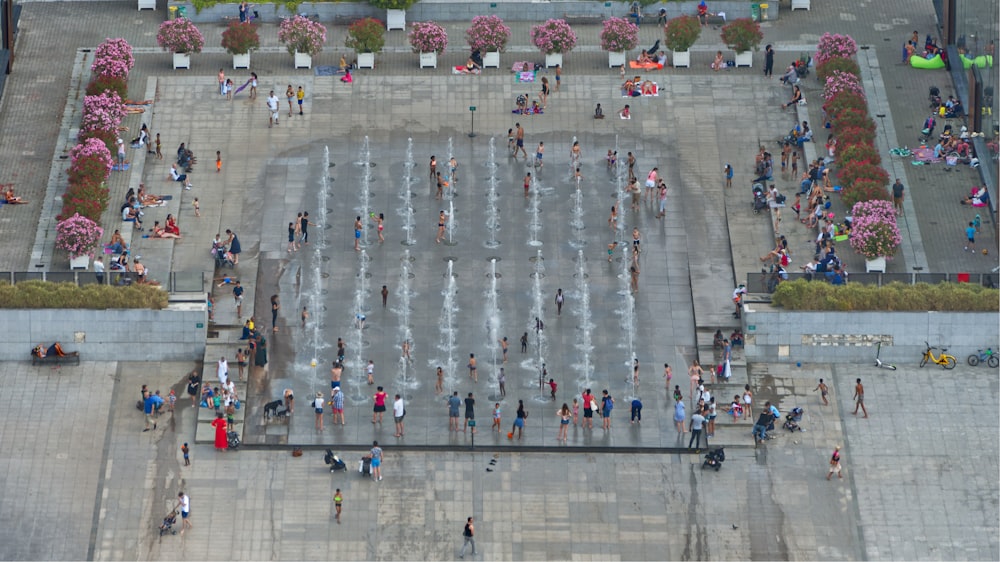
[705,14,727,26]
[563,14,604,25]
[32,352,80,366]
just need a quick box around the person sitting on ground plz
[945,98,963,118]
[640,80,656,95]
[2,186,27,204]
[169,164,192,189]
[131,123,150,148]
[621,78,636,96]
[515,93,528,113]
[713,329,725,349]
[711,50,725,71]
[136,184,163,206]
[340,67,353,84]
[121,202,143,230]
[594,103,605,119]
[165,214,181,236]
[783,85,803,109]
[637,50,653,65]
[461,57,481,74]
[656,51,667,66]
[619,104,631,119]
[779,64,798,85]
[730,329,744,347]
[151,221,182,239]
[961,186,989,206]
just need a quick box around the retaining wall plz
[742,303,1000,363]
[0,304,208,361]
[171,1,778,24]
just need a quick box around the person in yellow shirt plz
[296,86,305,116]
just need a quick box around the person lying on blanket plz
[3,186,27,204]
[640,80,656,96]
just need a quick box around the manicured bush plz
[221,21,260,55]
[835,142,881,168]
[772,280,998,312]
[836,125,876,148]
[55,213,104,258]
[77,128,118,155]
[848,199,900,258]
[465,15,510,53]
[816,56,860,83]
[600,17,639,52]
[85,75,128,101]
[838,160,888,189]
[346,17,386,53]
[840,178,890,208]
[80,91,126,135]
[663,15,701,53]
[407,21,448,54]
[91,38,135,78]
[814,32,858,67]
[0,281,168,310]
[530,19,577,55]
[720,18,763,53]
[831,107,875,134]
[823,90,867,117]
[278,15,326,56]
[58,182,110,222]
[157,18,205,54]
[823,70,866,102]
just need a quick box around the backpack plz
[776,193,787,205]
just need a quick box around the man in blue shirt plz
[143,392,157,431]
[965,222,977,252]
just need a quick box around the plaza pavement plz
[0,0,997,560]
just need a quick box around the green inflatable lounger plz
[911,54,945,69]
[961,54,994,69]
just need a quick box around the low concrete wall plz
[742,303,1000,363]
[0,304,208,361]
[172,1,777,24]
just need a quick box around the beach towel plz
[629,61,663,70]
[233,78,252,95]
[912,146,943,163]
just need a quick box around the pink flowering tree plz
[80,91,126,135]
[55,213,104,258]
[815,33,858,68]
[465,15,511,53]
[278,15,327,56]
[823,70,866,102]
[157,18,205,54]
[530,19,577,54]
[70,137,114,177]
[91,38,134,79]
[600,17,639,53]
[848,200,902,259]
[408,21,448,54]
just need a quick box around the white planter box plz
[232,52,250,69]
[865,256,887,273]
[386,9,405,30]
[672,50,690,68]
[608,51,626,68]
[137,0,156,10]
[483,51,500,69]
[172,52,191,70]
[357,52,375,69]
[294,51,312,69]
[419,51,437,69]
[69,255,90,270]
[545,52,563,68]
[734,51,753,68]
[791,0,811,10]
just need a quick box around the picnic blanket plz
[622,83,659,97]
[511,61,536,72]
[629,61,663,70]
[912,147,943,163]
[515,71,536,83]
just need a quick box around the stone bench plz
[563,14,604,25]
[31,352,80,366]
[796,103,818,166]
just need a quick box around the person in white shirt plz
[217,357,228,385]
[393,395,405,437]
[175,492,192,534]
[266,90,280,127]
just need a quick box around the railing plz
[745,271,999,294]
[0,271,206,293]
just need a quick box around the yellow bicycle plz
[920,342,957,369]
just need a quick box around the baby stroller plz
[159,510,178,536]
[325,449,348,472]
[227,431,241,449]
[359,455,372,476]
[752,183,768,214]
[783,407,804,432]
[212,243,234,269]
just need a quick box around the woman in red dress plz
[211,413,228,451]
[165,214,181,236]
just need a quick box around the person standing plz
[520,332,528,353]
[436,210,448,244]
[381,285,389,308]
[459,516,477,558]
[331,387,345,426]
[673,398,686,434]
[535,141,545,169]
[393,394,405,437]
[285,85,295,117]
[300,211,315,245]
[467,353,478,382]
[330,360,343,391]
[354,215,363,251]
[464,392,476,433]
[662,363,672,390]
[296,85,305,115]
[497,367,506,398]
[218,68,226,96]
[644,167,658,203]
[270,295,280,333]
[266,90,279,127]
[436,366,444,395]
[372,386,387,424]
[93,258,105,284]
[175,492,192,535]
[852,378,868,418]
[655,182,668,219]
[814,378,829,406]
[630,396,642,424]
[554,288,564,315]
[448,391,462,431]
[512,400,527,439]
[688,409,706,449]
[370,441,383,481]
[314,392,325,431]
[225,229,242,265]
[764,44,775,77]
[581,389,595,429]
[333,489,343,524]
[964,221,976,253]
[498,337,509,363]
[514,123,527,160]
[366,360,375,385]
[630,265,640,293]
[601,390,614,430]
[826,446,843,480]
[232,281,244,319]
[557,403,571,441]
[892,178,905,215]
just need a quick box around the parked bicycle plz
[919,342,957,369]
[967,348,999,368]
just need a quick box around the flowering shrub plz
[91,38,134,79]
[831,107,874,134]
[465,15,511,53]
[221,22,260,55]
[368,0,418,9]
[278,15,327,56]
[55,214,104,258]
[663,15,701,52]
[841,178,890,208]
[849,200,901,258]
[720,18,763,53]
[70,138,114,178]
[836,142,881,168]
[836,126,876,147]
[600,17,639,52]
[408,21,448,54]
[80,91,126,135]
[823,70,866,102]
[346,18,386,53]
[58,182,110,222]
[86,75,128,101]
[530,19,577,55]
[77,128,118,156]
[823,90,867,117]
[837,160,889,203]
[816,56,859,83]
[157,18,205,54]
[815,32,858,67]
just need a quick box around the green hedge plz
[771,280,999,312]
[0,281,168,309]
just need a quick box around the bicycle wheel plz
[919,353,929,368]
[968,354,980,366]
[988,356,999,368]
[942,355,957,370]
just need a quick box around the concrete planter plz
[172,52,191,70]
[357,52,375,69]
[791,0,810,10]
[545,53,563,68]
[137,0,156,10]
[864,256,887,273]
[672,50,690,68]
[734,51,753,68]
[294,51,312,69]
[419,51,437,69]
[483,51,500,69]
[232,52,250,69]
[386,9,405,30]
[608,51,626,68]
[69,255,90,270]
